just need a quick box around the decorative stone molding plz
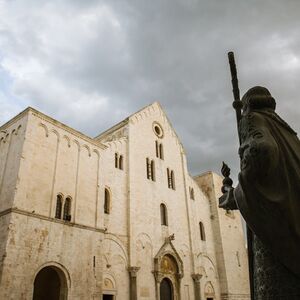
[192,273,203,283]
[128,266,140,278]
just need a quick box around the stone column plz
[192,274,202,300]
[128,266,140,300]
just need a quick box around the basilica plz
[0,102,249,299]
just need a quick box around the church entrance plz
[160,277,173,300]
[32,266,67,300]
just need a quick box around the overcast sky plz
[1,0,300,179]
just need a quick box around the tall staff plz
[227,52,254,300]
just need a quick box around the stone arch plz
[62,135,71,148]
[103,235,128,266]
[196,253,218,278]
[38,123,49,137]
[73,139,80,150]
[204,281,215,299]
[16,124,22,135]
[82,144,91,157]
[160,277,174,300]
[32,262,70,300]
[136,232,153,253]
[154,239,184,300]
[102,236,129,299]
[93,149,100,159]
[51,129,60,141]
[103,273,117,297]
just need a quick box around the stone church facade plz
[0,102,249,300]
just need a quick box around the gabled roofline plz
[94,118,129,140]
[94,102,157,140]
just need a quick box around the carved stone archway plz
[153,236,184,300]
[32,265,68,300]
[204,281,215,300]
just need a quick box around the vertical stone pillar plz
[128,266,140,300]
[192,274,202,300]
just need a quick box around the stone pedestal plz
[128,266,140,300]
[192,273,202,300]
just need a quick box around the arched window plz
[55,195,63,219]
[151,160,155,181]
[170,170,175,190]
[115,153,118,168]
[199,222,206,241]
[63,197,71,221]
[160,203,168,226]
[159,143,164,159]
[104,188,111,214]
[119,155,123,170]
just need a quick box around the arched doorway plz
[33,266,68,300]
[160,277,173,300]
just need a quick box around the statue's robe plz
[234,109,300,277]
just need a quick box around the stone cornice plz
[28,108,107,150]
[0,208,106,233]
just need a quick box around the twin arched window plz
[55,194,71,221]
[160,203,168,226]
[167,168,175,190]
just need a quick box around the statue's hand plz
[219,188,238,210]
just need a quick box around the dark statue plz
[219,86,300,299]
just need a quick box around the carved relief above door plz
[153,235,184,300]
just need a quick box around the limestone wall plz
[14,109,105,228]
[0,212,103,300]
[195,172,250,300]
[127,102,213,300]
[0,112,28,212]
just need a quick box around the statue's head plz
[242,86,276,115]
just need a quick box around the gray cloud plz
[1,0,300,180]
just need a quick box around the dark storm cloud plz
[1,0,300,179]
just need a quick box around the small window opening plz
[190,187,194,200]
[199,222,206,241]
[160,203,168,226]
[119,155,123,170]
[146,158,155,181]
[63,197,71,221]
[146,158,151,179]
[104,188,111,214]
[170,171,175,189]
[115,153,118,168]
[151,160,155,181]
[55,195,63,219]
[159,143,164,159]
[167,168,171,188]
